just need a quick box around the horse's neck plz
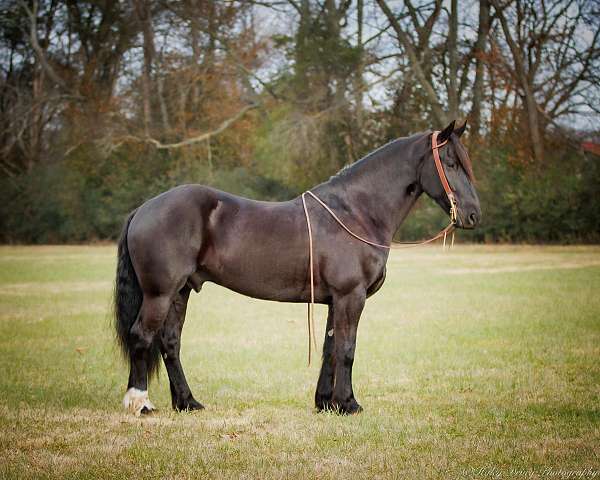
[315,136,425,244]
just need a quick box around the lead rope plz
[301,193,318,365]
[301,131,458,365]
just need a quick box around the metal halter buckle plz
[449,194,458,225]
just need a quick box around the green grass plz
[0,245,599,479]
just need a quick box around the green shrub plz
[1,141,598,244]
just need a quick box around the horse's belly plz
[203,248,308,302]
[201,203,309,302]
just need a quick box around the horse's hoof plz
[331,398,363,415]
[123,388,156,417]
[175,398,205,412]
[315,393,333,412]
[140,405,157,415]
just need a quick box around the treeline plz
[1,1,599,243]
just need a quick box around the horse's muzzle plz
[467,211,479,227]
[456,209,480,229]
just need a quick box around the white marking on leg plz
[123,387,156,416]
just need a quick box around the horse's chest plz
[366,266,386,297]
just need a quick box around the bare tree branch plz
[375,0,447,124]
[19,0,70,93]
[115,103,258,150]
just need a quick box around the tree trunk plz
[491,0,544,162]
[447,0,459,120]
[354,0,365,129]
[157,72,171,133]
[29,66,43,171]
[522,86,544,162]
[133,0,155,137]
[470,0,491,141]
[189,0,201,115]
[294,0,312,101]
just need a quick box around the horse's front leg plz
[315,304,335,410]
[331,288,366,414]
[159,287,204,412]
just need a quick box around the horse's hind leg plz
[160,286,204,411]
[315,304,335,410]
[123,294,171,415]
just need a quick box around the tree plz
[470,0,491,141]
[490,0,600,162]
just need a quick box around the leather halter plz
[301,131,459,364]
[431,130,458,224]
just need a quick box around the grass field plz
[0,245,599,479]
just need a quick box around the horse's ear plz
[438,120,455,143]
[455,120,467,137]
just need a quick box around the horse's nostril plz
[468,213,478,225]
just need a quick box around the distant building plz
[582,142,600,157]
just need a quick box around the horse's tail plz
[113,209,161,380]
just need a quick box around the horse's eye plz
[448,162,458,170]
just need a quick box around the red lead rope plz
[301,131,458,365]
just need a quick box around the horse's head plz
[419,120,481,229]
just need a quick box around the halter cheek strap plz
[431,131,458,224]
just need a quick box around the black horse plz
[114,120,480,415]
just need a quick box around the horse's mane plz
[328,130,475,183]
[328,132,425,182]
[451,135,475,182]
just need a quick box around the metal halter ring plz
[448,193,458,225]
